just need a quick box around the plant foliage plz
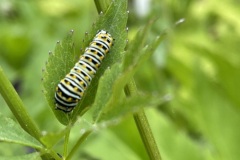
[0,0,239,160]
[42,0,128,125]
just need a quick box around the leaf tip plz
[70,29,74,34]
[175,18,185,26]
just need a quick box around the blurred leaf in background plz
[0,0,96,126]
[131,0,240,160]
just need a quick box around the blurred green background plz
[0,0,240,160]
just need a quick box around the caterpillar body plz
[54,30,114,112]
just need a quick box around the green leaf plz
[188,44,240,110]
[42,0,128,125]
[179,70,240,160]
[0,114,43,150]
[91,63,123,121]
[94,0,112,13]
[92,28,166,123]
[42,30,76,125]
[100,94,169,122]
[70,0,128,123]
[122,23,152,70]
[0,152,41,160]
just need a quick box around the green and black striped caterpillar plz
[54,30,114,112]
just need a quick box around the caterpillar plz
[54,30,114,112]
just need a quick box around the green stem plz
[0,66,42,141]
[124,79,162,160]
[0,67,63,160]
[66,130,92,160]
[45,149,63,160]
[52,153,62,160]
[63,129,71,157]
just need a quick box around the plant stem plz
[0,66,42,141]
[124,79,162,160]
[63,129,71,157]
[133,110,162,160]
[0,67,63,160]
[46,149,63,160]
[66,130,92,160]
